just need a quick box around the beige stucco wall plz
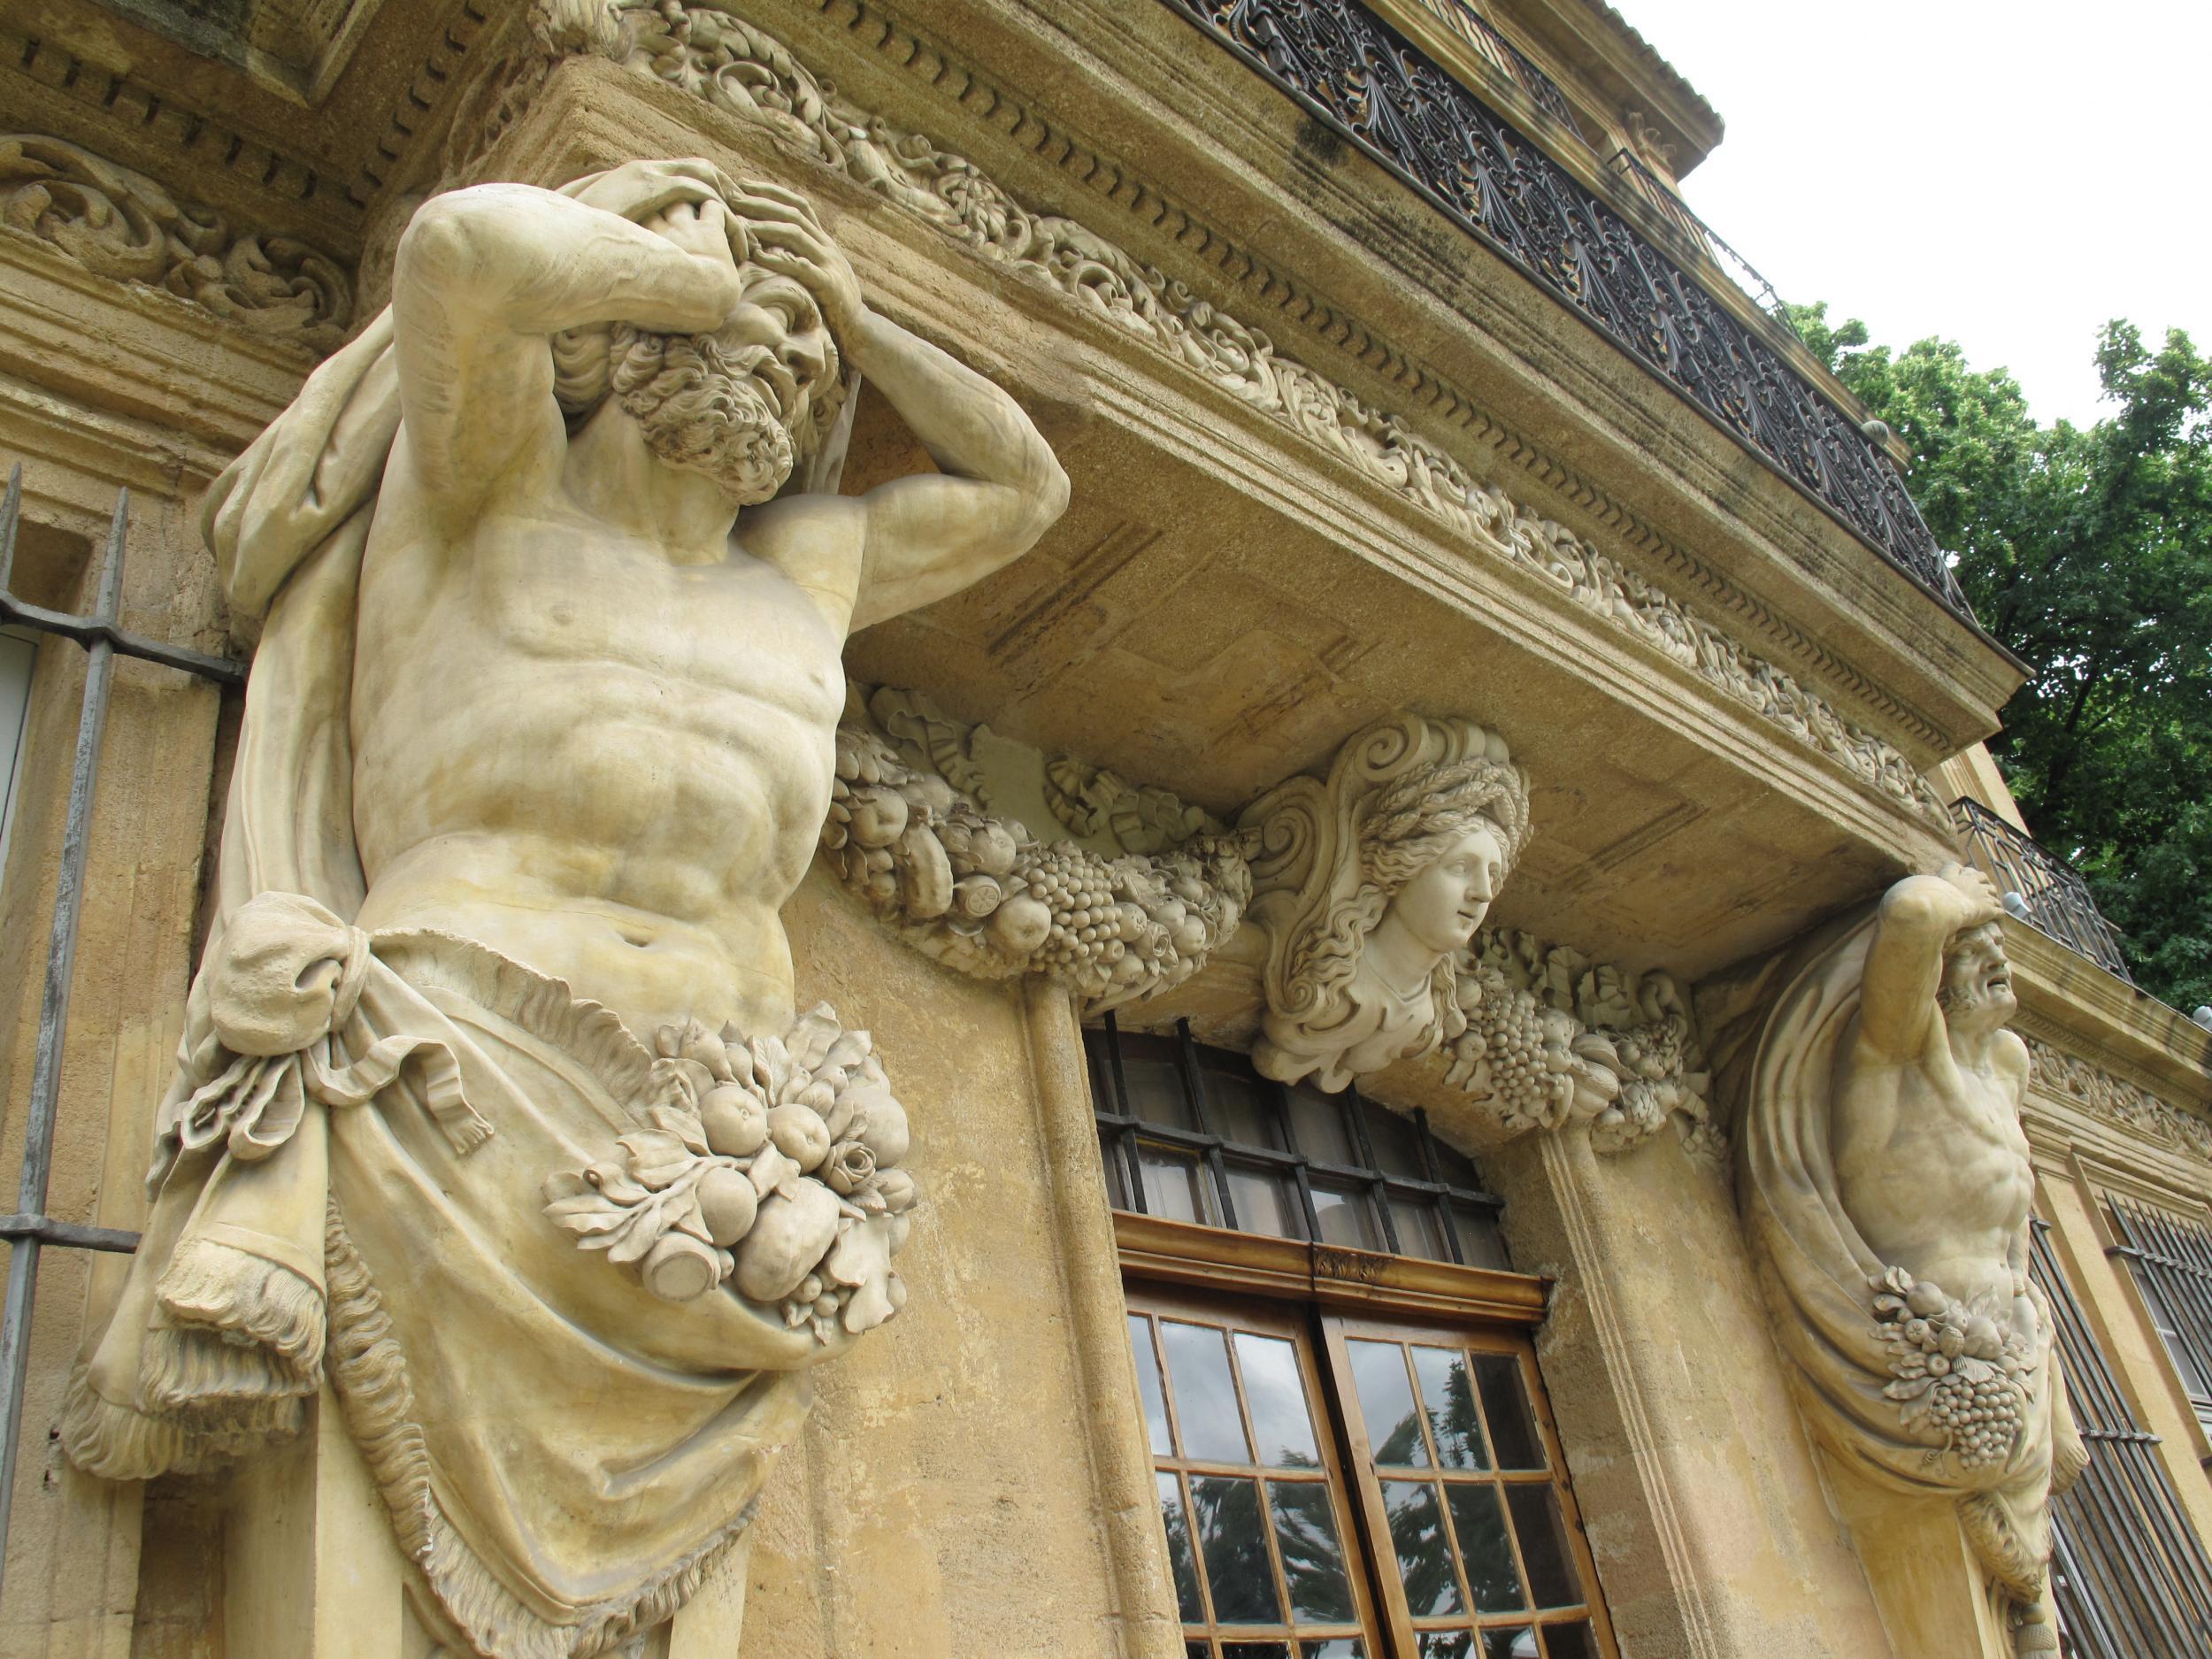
[1486,1126,1893,1659]
[747,865,1151,1656]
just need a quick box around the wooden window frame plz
[1122,1211,1616,1659]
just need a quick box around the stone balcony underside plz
[4,0,1975,985]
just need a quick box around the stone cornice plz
[754,0,1993,757]
[557,0,1950,833]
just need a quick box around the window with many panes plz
[2106,1198,2212,1437]
[1091,1021,1617,1659]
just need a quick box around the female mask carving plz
[1240,714,1531,1092]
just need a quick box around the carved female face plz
[1380,823,1508,961]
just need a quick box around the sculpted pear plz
[734,1180,841,1303]
[696,1165,759,1247]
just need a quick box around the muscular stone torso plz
[1835,1025,2035,1314]
[349,455,847,1038]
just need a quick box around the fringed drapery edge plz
[323,1201,753,1659]
[142,1235,326,1411]
[57,1362,303,1481]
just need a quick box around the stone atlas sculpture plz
[60,159,1067,1658]
[1737,866,2087,1655]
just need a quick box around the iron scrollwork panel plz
[1167,0,1973,621]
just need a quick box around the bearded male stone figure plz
[1738,865,2085,1656]
[62,160,1066,1659]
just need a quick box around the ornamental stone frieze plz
[2023,1038,2212,1164]
[0,134,354,351]
[63,161,1068,1658]
[470,0,1955,833]
[1735,869,2086,1655]
[827,698,1714,1156]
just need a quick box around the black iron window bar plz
[2032,1217,2212,1657]
[1085,1012,1509,1271]
[2106,1199,2212,1444]
[1159,0,1977,624]
[1951,796,2133,984]
[0,465,243,1586]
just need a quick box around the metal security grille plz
[1085,1015,1509,1271]
[2108,1200,2212,1437]
[0,465,243,1593]
[2032,1219,2212,1656]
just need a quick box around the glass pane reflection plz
[1286,1087,1356,1164]
[1220,1647,1290,1659]
[1227,1163,1303,1240]
[1158,1471,1202,1622]
[1348,1341,1428,1468]
[1388,1194,1451,1261]
[1474,1354,1545,1469]
[1380,1480,1461,1616]
[1445,1483,1525,1613]
[1162,1323,1251,1464]
[1192,1476,1283,1624]
[1302,1644,1364,1659]
[1310,1180,1380,1250]
[1130,1316,1172,1456]
[1361,1102,1428,1178]
[1482,1632,1539,1659]
[1541,1623,1599,1659]
[1122,1053,1194,1127]
[1138,1142,1215,1225]
[1506,1485,1581,1608]
[1267,1481,1354,1623]
[1235,1333,1320,1468]
[1417,1635,1471,1658]
[1410,1346,1487,1470]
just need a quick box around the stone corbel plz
[822,694,1713,1155]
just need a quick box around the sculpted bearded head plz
[549,237,847,506]
[1937,918,2016,1032]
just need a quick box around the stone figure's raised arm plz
[1856,865,2004,1062]
[390,165,745,516]
[730,184,1068,629]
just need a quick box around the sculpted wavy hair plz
[1288,753,1533,1034]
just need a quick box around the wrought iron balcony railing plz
[1397,0,1586,136]
[1161,0,1977,625]
[1951,795,2133,983]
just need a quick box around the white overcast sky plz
[1614,1,2209,427]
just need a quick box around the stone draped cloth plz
[1734,915,2087,1604]
[59,219,820,1657]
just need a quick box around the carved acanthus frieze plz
[825,687,1251,1011]
[0,135,353,351]
[2024,1038,2212,1164]
[589,0,1951,829]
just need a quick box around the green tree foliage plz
[1789,305,2212,1010]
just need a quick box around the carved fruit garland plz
[542,1006,914,1343]
[823,718,1251,1012]
[1871,1265,2034,1472]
